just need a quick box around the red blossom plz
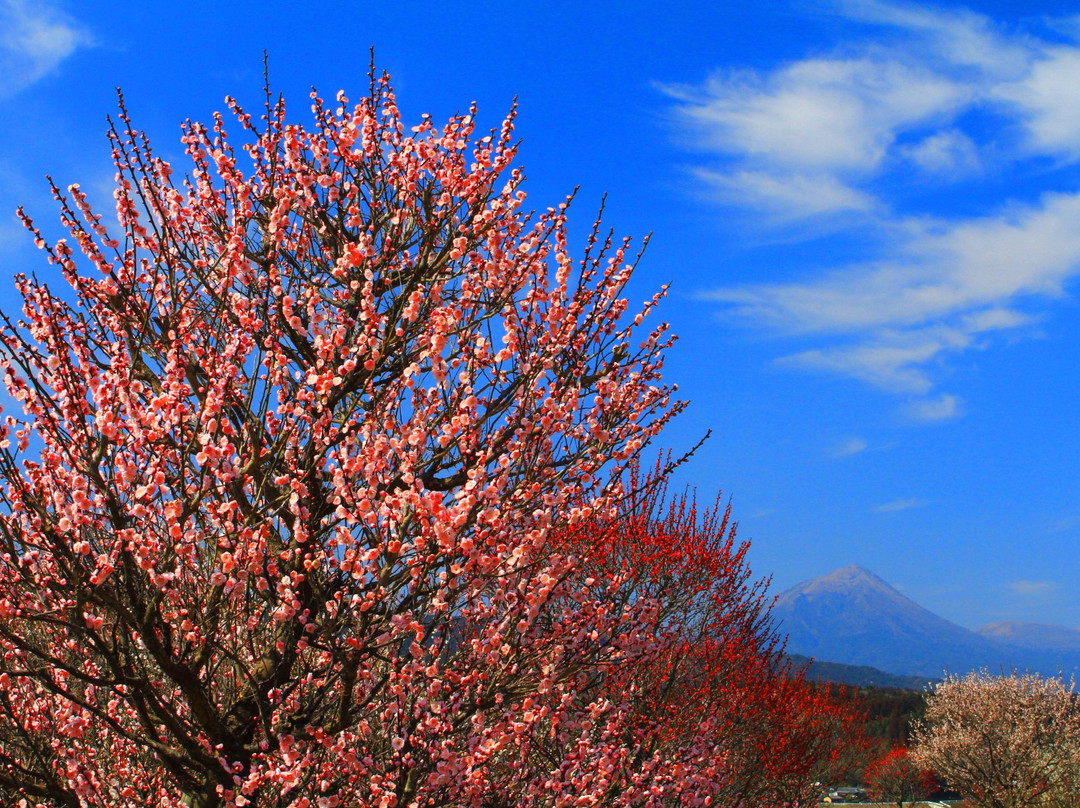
[865,747,935,808]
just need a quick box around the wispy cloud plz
[0,0,92,98]
[830,436,868,457]
[900,129,981,176]
[745,507,777,520]
[664,54,971,219]
[1007,579,1059,597]
[668,1,1080,408]
[871,497,926,513]
[906,393,961,421]
[691,167,878,221]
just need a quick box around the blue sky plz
[2,0,1079,631]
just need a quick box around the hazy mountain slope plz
[772,565,1080,678]
[787,653,939,689]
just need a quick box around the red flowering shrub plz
[523,471,865,806]
[865,747,934,808]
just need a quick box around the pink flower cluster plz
[0,68,856,807]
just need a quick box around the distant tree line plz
[817,683,927,749]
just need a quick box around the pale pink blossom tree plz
[0,65,696,807]
[911,671,1080,808]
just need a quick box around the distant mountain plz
[773,565,1080,679]
[787,653,938,690]
[977,621,1080,651]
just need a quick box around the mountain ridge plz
[772,565,1080,679]
[787,653,939,689]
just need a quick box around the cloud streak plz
[0,0,92,98]
[871,497,926,513]
[667,1,1080,409]
[665,55,972,219]
[830,437,868,458]
[1007,580,1059,597]
[906,393,961,421]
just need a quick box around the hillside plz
[788,653,938,689]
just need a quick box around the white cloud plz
[746,508,777,520]
[781,337,949,393]
[872,497,926,513]
[901,129,981,176]
[1007,579,1059,596]
[692,167,878,218]
[837,0,1031,77]
[994,47,1080,159]
[674,1,1080,405]
[830,436,868,457]
[0,0,92,98]
[712,192,1080,335]
[664,55,970,217]
[708,190,1080,393]
[907,393,961,421]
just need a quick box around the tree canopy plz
[0,66,860,808]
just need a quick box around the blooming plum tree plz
[0,67,686,807]
[911,671,1080,808]
[864,747,934,808]
[519,470,865,807]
